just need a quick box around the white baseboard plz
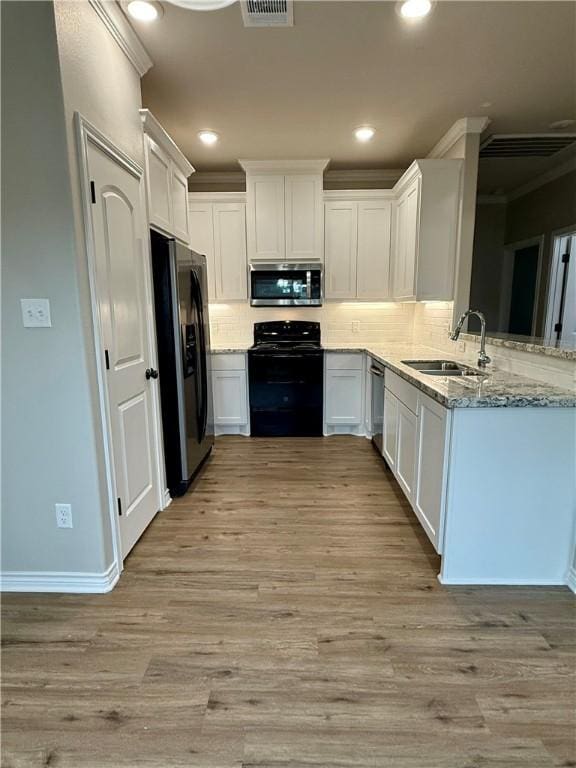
[439,575,566,587]
[0,561,119,594]
[566,566,576,594]
[162,488,172,509]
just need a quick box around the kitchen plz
[2,0,575,765]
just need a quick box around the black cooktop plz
[250,321,322,354]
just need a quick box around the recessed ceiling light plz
[549,119,576,130]
[198,130,219,145]
[355,126,375,143]
[399,0,432,19]
[126,0,161,21]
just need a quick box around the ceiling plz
[135,1,576,173]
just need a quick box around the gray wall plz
[1,1,109,573]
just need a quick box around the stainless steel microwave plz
[249,263,323,307]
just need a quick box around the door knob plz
[145,368,159,380]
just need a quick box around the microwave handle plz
[306,270,312,300]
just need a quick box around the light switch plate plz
[21,298,52,328]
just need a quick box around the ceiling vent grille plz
[241,0,293,27]
[480,134,576,158]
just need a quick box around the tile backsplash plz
[208,301,416,347]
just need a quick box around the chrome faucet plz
[450,309,491,368]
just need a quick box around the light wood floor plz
[2,437,575,768]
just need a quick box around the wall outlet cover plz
[21,298,52,328]
[55,503,73,529]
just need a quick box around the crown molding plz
[88,0,153,77]
[428,117,491,159]
[140,109,195,176]
[239,158,330,174]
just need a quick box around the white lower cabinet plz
[382,369,449,553]
[324,353,364,435]
[414,393,449,553]
[395,401,417,503]
[211,354,250,435]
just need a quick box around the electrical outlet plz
[352,321,360,334]
[55,503,73,529]
[21,298,52,328]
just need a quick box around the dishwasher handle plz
[369,366,386,378]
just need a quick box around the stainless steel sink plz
[401,360,484,376]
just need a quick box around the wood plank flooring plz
[2,436,575,768]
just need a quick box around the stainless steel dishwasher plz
[370,359,386,456]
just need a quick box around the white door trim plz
[74,113,166,580]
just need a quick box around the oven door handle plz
[369,366,386,378]
[306,270,312,300]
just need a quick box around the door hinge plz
[104,349,110,370]
[554,322,563,333]
[562,252,570,264]
[90,180,96,204]
[117,497,122,516]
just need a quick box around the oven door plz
[250,264,322,306]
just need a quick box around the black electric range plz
[248,321,323,437]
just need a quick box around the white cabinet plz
[324,195,392,300]
[241,160,328,263]
[414,392,449,552]
[246,174,285,261]
[382,368,449,553]
[324,201,357,298]
[396,401,417,503]
[382,388,398,471]
[211,354,249,436]
[285,174,323,261]
[357,200,392,299]
[391,159,462,301]
[188,195,247,302]
[140,110,194,245]
[324,353,364,435]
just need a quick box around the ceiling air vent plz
[479,134,576,158]
[241,0,293,27]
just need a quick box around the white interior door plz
[88,141,160,559]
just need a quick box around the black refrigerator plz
[151,231,214,497]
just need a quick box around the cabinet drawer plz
[325,352,364,370]
[211,353,246,371]
[386,370,418,414]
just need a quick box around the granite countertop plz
[359,344,576,409]
[210,344,576,408]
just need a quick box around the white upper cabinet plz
[391,159,462,301]
[246,174,285,261]
[140,109,194,245]
[241,160,328,263]
[188,194,248,302]
[324,201,357,298]
[213,202,247,301]
[285,174,323,262]
[324,194,392,300]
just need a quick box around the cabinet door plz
[188,203,216,300]
[396,401,417,503]
[213,203,247,301]
[145,136,172,234]
[212,370,248,425]
[382,388,398,470]
[325,369,363,425]
[324,201,357,299]
[285,175,323,262]
[171,164,191,244]
[415,393,449,552]
[392,181,419,300]
[246,174,285,261]
[357,200,392,299]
